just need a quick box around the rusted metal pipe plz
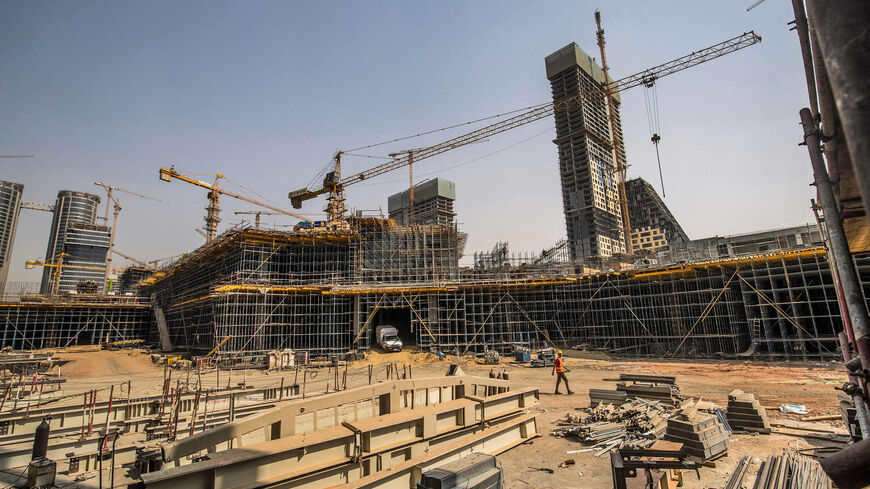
[820,438,870,489]
[802,107,870,435]
[839,332,870,439]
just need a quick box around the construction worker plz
[552,350,573,395]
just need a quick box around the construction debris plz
[587,398,669,435]
[589,388,628,406]
[616,373,684,406]
[553,421,625,442]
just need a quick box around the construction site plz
[0,2,869,488]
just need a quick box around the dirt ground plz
[35,349,848,489]
[466,353,848,488]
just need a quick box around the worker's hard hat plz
[557,350,562,354]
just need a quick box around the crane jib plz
[292,31,761,206]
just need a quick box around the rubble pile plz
[586,398,669,436]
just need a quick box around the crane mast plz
[94,182,161,293]
[288,31,762,230]
[160,166,313,242]
[595,9,632,254]
[234,210,284,229]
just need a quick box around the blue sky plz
[1,1,815,283]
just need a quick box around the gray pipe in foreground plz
[805,0,870,224]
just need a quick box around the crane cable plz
[343,102,552,153]
[642,80,666,197]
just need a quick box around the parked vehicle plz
[375,325,403,352]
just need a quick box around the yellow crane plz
[289,31,762,234]
[159,166,313,242]
[595,9,632,254]
[25,253,110,296]
[111,250,158,270]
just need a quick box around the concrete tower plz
[40,191,101,294]
[387,178,456,227]
[546,43,627,260]
[0,181,24,294]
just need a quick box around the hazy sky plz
[1,1,816,284]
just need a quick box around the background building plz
[546,42,626,261]
[661,224,822,263]
[0,181,24,295]
[55,223,111,294]
[40,191,101,294]
[387,178,456,227]
[626,177,689,252]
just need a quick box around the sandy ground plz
[57,349,162,377]
[473,354,847,489]
[23,349,848,489]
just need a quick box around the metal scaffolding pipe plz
[805,0,870,224]
[800,107,870,435]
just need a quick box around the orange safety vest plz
[555,357,565,373]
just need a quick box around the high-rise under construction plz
[546,43,626,261]
[0,181,24,293]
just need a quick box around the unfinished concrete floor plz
[18,349,849,489]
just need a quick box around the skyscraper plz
[56,223,111,294]
[546,43,627,260]
[0,181,24,293]
[40,191,101,294]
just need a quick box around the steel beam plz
[0,383,297,441]
[141,387,536,489]
[161,375,510,463]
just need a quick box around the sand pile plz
[354,350,446,367]
[58,349,161,377]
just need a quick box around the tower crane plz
[94,182,161,293]
[595,9,632,253]
[20,202,54,213]
[289,31,762,232]
[111,249,158,270]
[233,210,283,229]
[25,253,111,296]
[159,167,313,242]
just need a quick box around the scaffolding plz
[0,299,150,350]
[135,222,870,361]
[146,220,460,359]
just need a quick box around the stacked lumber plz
[751,453,831,488]
[726,389,771,434]
[616,373,684,406]
[664,412,729,461]
[589,388,628,407]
